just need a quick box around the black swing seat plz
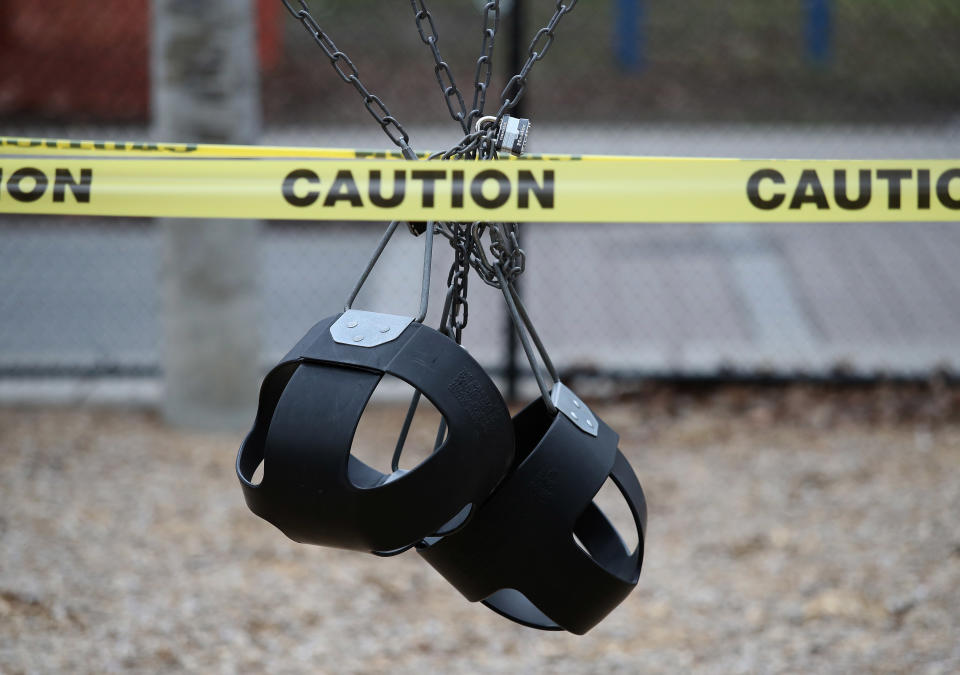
[418,396,647,635]
[236,313,515,554]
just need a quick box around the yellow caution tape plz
[0,154,958,223]
[0,136,591,161]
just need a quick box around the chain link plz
[491,1,577,122]
[468,2,501,132]
[441,224,473,344]
[285,0,578,337]
[429,1,580,296]
[440,0,577,159]
[468,222,525,288]
[410,1,503,137]
[411,0,470,134]
[282,0,417,159]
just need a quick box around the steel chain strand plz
[442,224,472,344]
[437,128,488,159]
[440,120,499,161]
[491,0,578,123]
[468,225,501,287]
[440,0,577,159]
[459,1,577,286]
[468,222,525,289]
[410,0,470,134]
[494,224,525,280]
[282,0,417,159]
[285,0,573,335]
[454,121,518,290]
[453,231,471,342]
[409,1,501,144]
[467,1,501,133]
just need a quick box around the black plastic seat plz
[236,313,515,554]
[418,396,647,634]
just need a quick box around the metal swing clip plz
[331,219,435,347]
[493,265,597,437]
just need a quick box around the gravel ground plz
[2,386,959,674]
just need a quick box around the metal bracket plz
[330,309,413,348]
[551,382,598,437]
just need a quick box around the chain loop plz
[467,2,501,131]
[467,222,526,290]
[528,26,555,62]
[413,3,440,43]
[410,0,471,133]
[440,224,473,344]
[330,52,360,83]
[282,0,416,159]
[286,0,578,343]
[490,1,577,123]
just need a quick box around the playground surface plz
[2,385,958,673]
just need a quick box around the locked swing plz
[237,221,514,554]
[414,231,647,634]
[237,0,648,634]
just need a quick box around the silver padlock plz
[496,115,531,156]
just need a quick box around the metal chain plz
[492,0,578,123]
[410,0,470,134]
[432,125,498,161]
[468,2,501,132]
[454,2,578,291]
[412,0,577,155]
[468,222,525,289]
[411,1,502,141]
[441,225,473,344]
[440,0,577,160]
[285,0,577,165]
[282,0,417,160]
[285,0,578,341]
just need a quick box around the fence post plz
[151,0,262,430]
[805,0,832,64]
[615,0,646,72]
[504,0,526,402]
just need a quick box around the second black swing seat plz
[418,392,648,635]
[414,261,649,633]
[236,311,515,554]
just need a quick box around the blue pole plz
[615,0,645,72]
[805,0,831,63]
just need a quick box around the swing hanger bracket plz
[551,382,598,437]
[330,309,414,348]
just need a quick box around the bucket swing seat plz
[236,221,515,554]
[418,268,648,634]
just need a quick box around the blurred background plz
[2,1,959,672]
[2,0,959,406]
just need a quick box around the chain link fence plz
[2,0,959,386]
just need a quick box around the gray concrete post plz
[151,0,262,430]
